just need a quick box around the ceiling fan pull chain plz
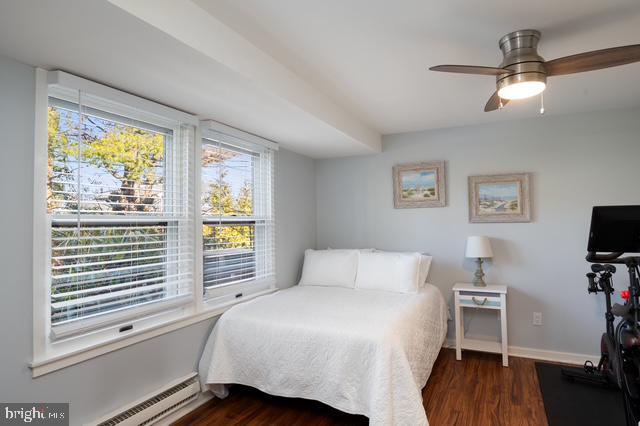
[499,98,503,109]
[540,92,545,115]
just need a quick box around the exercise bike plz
[564,251,640,426]
[560,262,619,387]
[607,255,640,426]
[568,205,640,426]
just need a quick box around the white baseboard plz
[507,345,598,365]
[444,339,598,365]
[156,391,215,426]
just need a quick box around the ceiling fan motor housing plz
[497,30,547,93]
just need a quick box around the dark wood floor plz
[173,349,548,426]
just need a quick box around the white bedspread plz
[198,284,448,426]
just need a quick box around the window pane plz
[203,224,256,288]
[46,90,193,336]
[201,143,254,217]
[51,223,170,325]
[201,141,260,291]
[47,102,167,215]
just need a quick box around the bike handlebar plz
[586,251,625,262]
[586,252,640,266]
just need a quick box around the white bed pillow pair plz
[299,249,432,293]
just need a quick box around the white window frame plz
[45,89,193,341]
[31,71,278,377]
[200,121,277,308]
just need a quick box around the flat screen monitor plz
[588,206,640,253]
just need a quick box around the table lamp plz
[465,236,493,287]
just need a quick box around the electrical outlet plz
[533,312,542,326]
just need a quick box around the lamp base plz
[472,258,486,287]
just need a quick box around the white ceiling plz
[196,0,640,134]
[1,0,639,157]
[0,0,379,158]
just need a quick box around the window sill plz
[30,287,277,377]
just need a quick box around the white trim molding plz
[507,345,599,366]
[48,71,198,126]
[31,288,277,377]
[444,339,598,366]
[32,68,50,366]
[201,119,279,151]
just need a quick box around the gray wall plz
[316,107,640,356]
[276,149,317,288]
[0,54,316,424]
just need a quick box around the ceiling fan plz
[429,30,640,112]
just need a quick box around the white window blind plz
[200,127,275,302]
[47,83,195,339]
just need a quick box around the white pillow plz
[355,251,422,293]
[299,249,359,288]
[374,251,432,287]
[418,255,433,287]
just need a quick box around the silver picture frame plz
[393,161,446,208]
[468,173,531,223]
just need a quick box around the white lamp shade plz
[465,236,493,258]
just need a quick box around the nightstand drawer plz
[458,293,501,309]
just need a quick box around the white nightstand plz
[453,283,508,367]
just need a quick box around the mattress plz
[198,284,448,425]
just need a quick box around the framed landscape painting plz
[393,161,446,208]
[468,173,531,222]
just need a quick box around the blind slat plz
[51,281,194,309]
[52,269,192,290]
[51,258,185,281]
[51,272,193,295]
[52,245,193,261]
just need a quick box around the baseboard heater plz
[90,372,200,426]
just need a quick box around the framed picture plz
[393,161,446,208]
[468,173,531,223]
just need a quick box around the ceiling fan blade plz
[429,65,514,76]
[484,92,509,112]
[545,44,640,76]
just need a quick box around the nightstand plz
[453,283,508,367]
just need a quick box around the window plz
[32,72,277,376]
[200,124,276,304]
[44,75,195,340]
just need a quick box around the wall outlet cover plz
[533,312,542,326]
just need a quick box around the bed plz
[199,249,448,425]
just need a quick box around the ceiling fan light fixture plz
[497,81,546,100]
[429,28,640,111]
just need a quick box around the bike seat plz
[612,303,630,317]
